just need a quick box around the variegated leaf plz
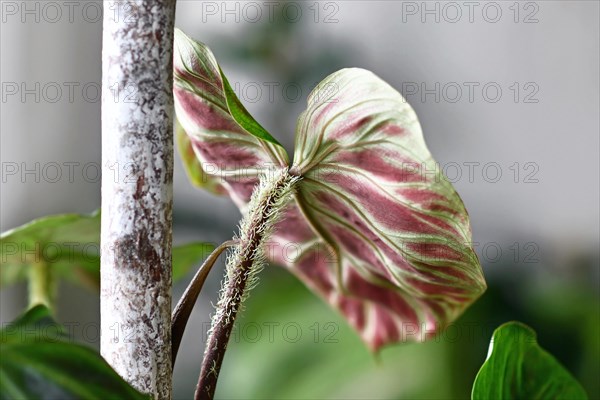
[173,29,288,208]
[173,32,486,351]
[272,68,486,351]
[176,121,226,195]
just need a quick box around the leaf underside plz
[275,68,485,350]
[173,28,288,209]
[173,31,486,351]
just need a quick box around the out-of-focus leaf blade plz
[0,211,101,290]
[0,304,66,344]
[472,321,588,399]
[0,210,213,290]
[0,305,149,400]
[173,29,288,208]
[273,68,486,351]
[217,267,455,399]
[172,242,215,283]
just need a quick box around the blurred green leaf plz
[0,210,214,291]
[212,268,454,400]
[172,242,215,283]
[0,211,101,290]
[472,321,587,400]
[204,269,596,400]
[0,305,66,344]
[0,305,148,400]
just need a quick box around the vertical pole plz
[101,1,176,398]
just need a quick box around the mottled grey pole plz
[101,1,176,398]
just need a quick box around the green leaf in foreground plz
[0,210,214,290]
[472,321,587,400]
[0,305,148,400]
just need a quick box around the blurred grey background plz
[1,1,599,399]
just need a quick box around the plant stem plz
[28,259,54,310]
[195,169,299,400]
[172,240,238,366]
[100,1,176,398]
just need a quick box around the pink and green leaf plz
[173,33,486,351]
[175,121,227,195]
[173,29,288,207]
[279,68,486,351]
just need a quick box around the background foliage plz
[1,1,598,399]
